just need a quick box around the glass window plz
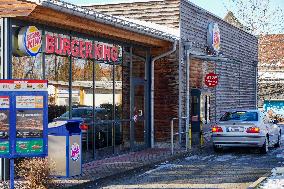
[9,20,150,159]
[220,111,258,121]
[45,32,71,122]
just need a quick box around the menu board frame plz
[0,80,48,158]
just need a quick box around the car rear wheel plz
[260,137,269,154]
[274,133,281,148]
[213,145,222,153]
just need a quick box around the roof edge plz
[21,0,179,42]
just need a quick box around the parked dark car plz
[53,107,122,149]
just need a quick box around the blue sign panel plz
[264,100,284,118]
[0,80,48,158]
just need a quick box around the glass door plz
[131,78,146,150]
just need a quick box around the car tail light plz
[246,127,260,133]
[80,123,88,131]
[212,125,223,133]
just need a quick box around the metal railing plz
[170,117,190,155]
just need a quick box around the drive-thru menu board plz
[0,80,48,158]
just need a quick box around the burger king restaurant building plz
[0,0,258,161]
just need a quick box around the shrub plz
[48,105,67,123]
[16,157,60,189]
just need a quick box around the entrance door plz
[191,89,201,133]
[131,78,147,150]
[191,89,211,146]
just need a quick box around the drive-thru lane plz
[96,127,284,189]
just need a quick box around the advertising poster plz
[0,110,9,139]
[16,139,43,154]
[16,110,43,138]
[0,110,9,155]
[0,80,47,91]
[16,96,43,109]
[0,141,9,155]
[0,79,48,158]
[0,96,9,108]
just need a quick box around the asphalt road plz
[94,127,284,189]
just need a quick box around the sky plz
[64,0,284,19]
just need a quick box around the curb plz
[247,173,270,189]
[65,150,191,189]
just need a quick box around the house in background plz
[258,34,284,119]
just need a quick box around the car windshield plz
[60,109,93,118]
[220,111,258,121]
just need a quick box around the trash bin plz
[48,120,82,178]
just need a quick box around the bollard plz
[188,124,192,150]
[200,122,204,147]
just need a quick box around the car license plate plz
[227,127,244,132]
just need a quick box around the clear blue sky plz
[64,0,284,18]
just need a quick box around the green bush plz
[48,105,67,123]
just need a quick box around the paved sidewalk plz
[59,148,188,188]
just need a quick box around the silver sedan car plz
[212,110,281,153]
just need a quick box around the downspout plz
[151,40,178,148]
[255,61,258,109]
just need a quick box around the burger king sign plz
[207,23,221,55]
[18,26,42,57]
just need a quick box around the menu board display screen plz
[0,79,48,158]
[16,139,43,154]
[16,96,43,109]
[16,110,43,138]
[0,96,9,108]
[0,111,9,139]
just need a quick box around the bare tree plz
[223,0,284,108]
[223,0,284,35]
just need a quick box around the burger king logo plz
[207,23,221,55]
[18,26,42,57]
[212,23,221,52]
[70,143,80,162]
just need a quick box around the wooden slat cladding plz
[180,0,258,121]
[17,6,171,48]
[0,0,36,17]
[190,59,215,89]
[84,0,180,29]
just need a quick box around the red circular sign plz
[205,73,218,87]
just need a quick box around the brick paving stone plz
[0,147,188,189]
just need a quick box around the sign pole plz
[9,158,14,189]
